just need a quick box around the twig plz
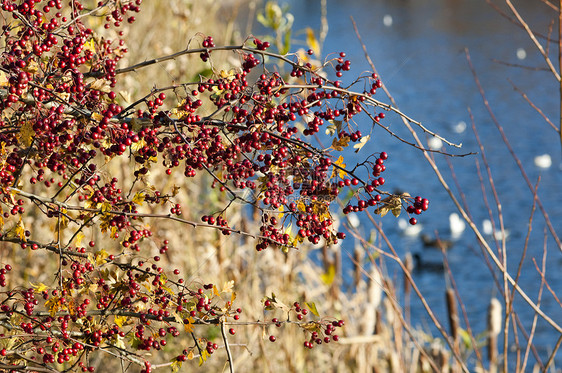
[221,318,235,373]
[504,0,560,81]
[465,48,562,252]
[508,79,558,132]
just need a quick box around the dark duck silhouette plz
[412,252,445,272]
[421,233,453,251]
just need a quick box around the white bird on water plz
[449,212,465,239]
[452,121,467,134]
[534,154,552,169]
[482,219,510,241]
[428,137,443,150]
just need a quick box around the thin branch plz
[508,79,558,132]
[465,49,562,252]
[504,0,560,81]
[221,318,235,373]
[352,22,562,335]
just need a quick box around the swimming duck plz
[421,233,453,250]
[412,252,445,272]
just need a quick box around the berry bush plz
[0,1,429,371]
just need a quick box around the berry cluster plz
[0,0,430,370]
[263,299,343,348]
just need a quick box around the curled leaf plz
[374,195,403,218]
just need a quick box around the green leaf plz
[305,302,319,317]
[458,328,473,350]
[281,29,292,55]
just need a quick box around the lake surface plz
[276,0,562,369]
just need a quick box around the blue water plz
[272,0,562,369]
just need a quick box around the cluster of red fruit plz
[263,300,343,348]
[0,0,430,370]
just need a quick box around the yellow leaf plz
[320,264,336,285]
[91,112,103,121]
[212,285,220,296]
[331,155,347,179]
[74,232,85,247]
[100,202,112,213]
[199,349,209,366]
[94,249,109,266]
[231,292,237,303]
[5,218,27,241]
[83,38,96,53]
[23,59,39,74]
[306,27,320,55]
[184,317,194,333]
[171,360,182,373]
[187,350,194,360]
[110,226,118,239]
[45,296,61,317]
[132,192,145,206]
[114,315,127,328]
[30,282,49,293]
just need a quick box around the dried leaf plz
[374,195,403,218]
[331,136,350,151]
[222,280,234,293]
[325,124,337,136]
[353,135,371,153]
[0,70,9,88]
[300,321,322,333]
[19,121,34,147]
